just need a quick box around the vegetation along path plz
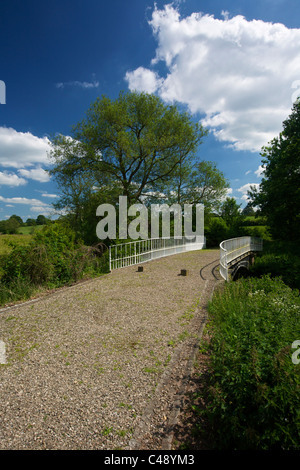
[0,249,222,450]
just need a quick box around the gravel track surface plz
[0,249,222,450]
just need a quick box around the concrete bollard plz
[0,340,7,364]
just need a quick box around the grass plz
[0,226,44,255]
[195,275,300,450]
[17,225,44,235]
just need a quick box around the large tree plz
[249,101,300,241]
[220,197,244,236]
[48,91,208,241]
[165,160,229,212]
[49,91,206,205]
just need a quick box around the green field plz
[17,225,44,235]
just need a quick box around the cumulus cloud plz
[0,171,26,186]
[254,165,265,177]
[18,166,50,183]
[237,183,260,200]
[0,196,48,206]
[0,127,51,168]
[124,67,163,94]
[126,4,300,152]
[29,205,52,213]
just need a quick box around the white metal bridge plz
[108,235,263,280]
[109,236,206,271]
[219,236,263,281]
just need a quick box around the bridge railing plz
[109,236,206,271]
[219,236,263,281]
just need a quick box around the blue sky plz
[1,0,300,221]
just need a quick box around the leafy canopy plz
[50,91,207,205]
[48,91,230,242]
[249,101,300,241]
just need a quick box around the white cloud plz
[254,165,265,177]
[0,171,26,186]
[0,196,48,206]
[237,183,260,201]
[125,67,163,94]
[41,193,58,198]
[30,205,52,213]
[126,4,300,152]
[0,127,51,168]
[0,195,57,218]
[18,166,50,183]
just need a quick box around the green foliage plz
[0,234,32,255]
[0,277,36,306]
[241,215,267,227]
[163,160,229,211]
[249,101,300,241]
[0,223,109,305]
[25,218,36,226]
[205,217,229,247]
[249,240,300,289]
[220,197,244,235]
[35,214,50,226]
[241,203,255,217]
[0,215,23,234]
[48,90,209,242]
[205,198,271,247]
[242,225,271,240]
[204,276,300,450]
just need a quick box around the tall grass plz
[201,276,300,450]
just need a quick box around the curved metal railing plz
[109,236,206,271]
[219,236,263,281]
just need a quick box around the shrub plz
[0,223,109,304]
[250,243,300,290]
[204,276,300,450]
[242,225,272,240]
[205,218,229,247]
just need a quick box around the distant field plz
[0,234,33,255]
[17,225,43,235]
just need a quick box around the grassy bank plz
[195,276,300,450]
[0,224,109,307]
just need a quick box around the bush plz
[0,223,109,305]
[250,241,300,290]
[205,218,229,247]
[242,225,272,240]
[204,276,300,450]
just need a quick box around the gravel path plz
[0,249,222,450]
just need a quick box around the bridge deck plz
[0,249,221,450]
